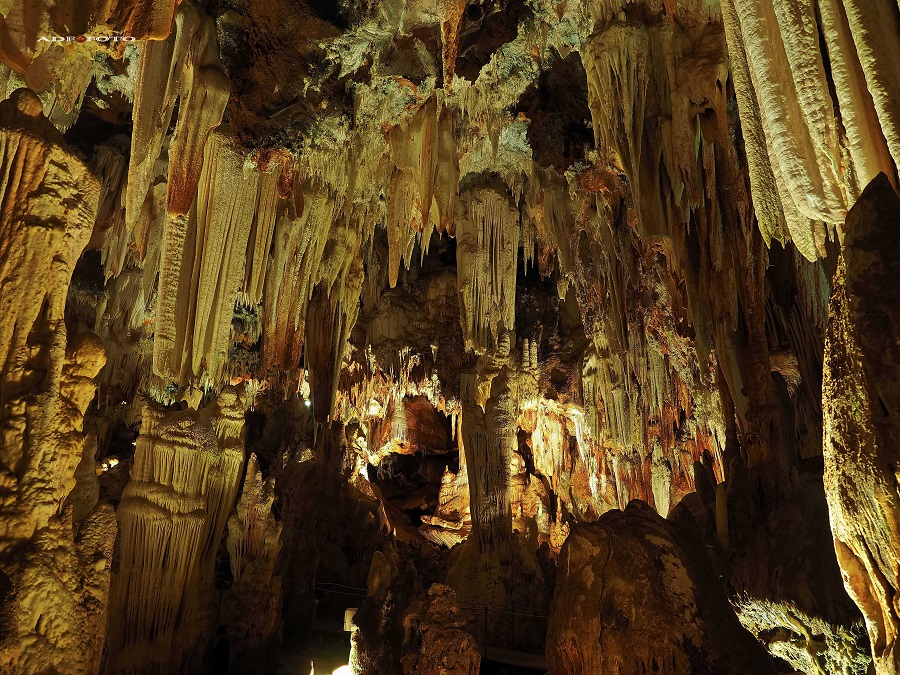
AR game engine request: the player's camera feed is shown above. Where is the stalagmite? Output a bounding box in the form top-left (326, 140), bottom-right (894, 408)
top-left (400, 585), bottom-right (481, 675)
top-left (223, 454), bottom-right (282, 674)
top-left (460, 369), bottom-right (515, 554)
top-left (823, 174), bottom-right (900, 674)
top-left (547, 502), bottom-right (776, 674)
top-left (107, 388), bottom-right (245, 674)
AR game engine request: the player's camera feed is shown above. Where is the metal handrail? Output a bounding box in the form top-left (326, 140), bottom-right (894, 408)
top-left (315, 582), bottom-right (367, 592)
top-left (458, 601), bottom-right (550, 620)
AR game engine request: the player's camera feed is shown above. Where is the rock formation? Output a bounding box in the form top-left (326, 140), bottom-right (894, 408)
top-left (824, 174), bottom-right (900, 674)
top-left (399, 584), bottom-right (480, 675)
top-left (223, 453), bottom-right (282, 674)
top-left (106, 388), bottom-right (245, 674)
top-left (0, 0), bottom-right (898, 672)
top-left (0, 89), bottom-right (115, 674)
top-left (547, 501), bottom-right (775, 674)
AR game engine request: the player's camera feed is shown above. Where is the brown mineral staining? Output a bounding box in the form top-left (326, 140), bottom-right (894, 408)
top-left (441, 0), bottom-right (468, 89)
top-left (252, 147), bottom-right (296, 199)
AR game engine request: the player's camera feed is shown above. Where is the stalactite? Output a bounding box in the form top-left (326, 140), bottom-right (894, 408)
top-left (440, 0), bottom-right (468, 89)
top-left (386, 95), bottom-right (440, 287)
top-left (153, 129), bottom-right (258, 387)
top-left (257, 148), bottom-right (367, 409)
top-left (92, 143), bottom-right (130, 278)
top-left (0, 25), bottom-right (97, 131)
top-left (837, 0), bottom-right (900, 174)
top-left (726, 0), bottom-right (900, 258)
top-left (241, 164), bottom-right (283, 308)
top-left (731, 0), bottom-right (846, 232)
top-left (435, 106), bottom-right (460, 234)
top-left (816, 0), bottom-right (895, 202)
top-left (126, 4), bottom-right (202, 234)
top-left (583, 21), bottom-right (658, 237)
top-left (165, 12), bottom-right (231, 217)
top-left (456, 186), bottom-right (520, 353)
top-left (719, 0), bottom-right (789, 246)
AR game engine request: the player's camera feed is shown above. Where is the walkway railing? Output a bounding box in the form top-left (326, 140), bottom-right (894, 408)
top-left (314, 583), bottom-right (367, 623)
top-left (458, 601), bottom-right (549, 663)
top-left (313, 584), bottom-right (550, 671)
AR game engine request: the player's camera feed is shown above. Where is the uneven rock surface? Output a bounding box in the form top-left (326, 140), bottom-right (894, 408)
top-left (824, 174), bottom-right (900, 674)
top-left (399, 584), bottom-right (480, 675)
top-left (547, 500), bottom-right (775, 674)
top-left (0, 89), bottom-right (115, 674)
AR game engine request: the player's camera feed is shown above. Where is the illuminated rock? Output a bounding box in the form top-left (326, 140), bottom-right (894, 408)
top-left (547, 501), bottom-right (776, 675)
top-left (824, 174), bottom-right (900, 673)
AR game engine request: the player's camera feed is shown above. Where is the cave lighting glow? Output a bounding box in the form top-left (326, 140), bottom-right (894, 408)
top-left (332, 666), bottom-right (352, 675)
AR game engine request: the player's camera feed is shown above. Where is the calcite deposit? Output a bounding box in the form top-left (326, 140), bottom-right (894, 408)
top-left (0, 0), bottom-right (898, 672)
top-left (824, 174), bottom-right (900, 674)
top-left (547, 501), bottom-right (775, 674)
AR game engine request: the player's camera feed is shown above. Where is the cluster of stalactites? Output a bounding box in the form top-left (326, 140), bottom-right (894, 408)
top-left (456, 186), bottom-right (521, 354)
top-left (536, 5), bottom-right (745, 514)
top-left (126, 1), bottom-right (230, 229)
top-left (384, 94), bottom-right (460, 286)
top-left (152, 129), bottom-right (277, 388)
top-left (722, 0), bottom-right (900, 259)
